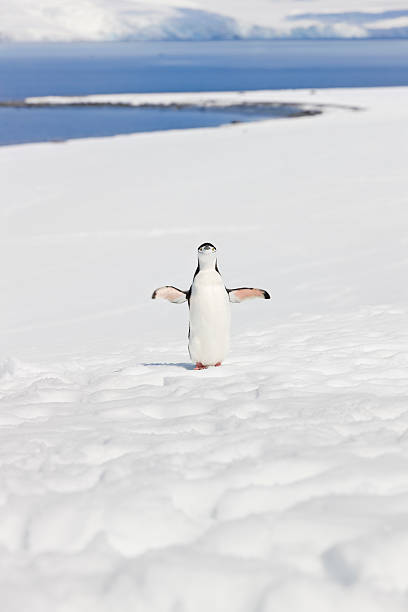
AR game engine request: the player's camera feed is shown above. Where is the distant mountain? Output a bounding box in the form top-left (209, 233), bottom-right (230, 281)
top-left (2, 0), bottom-right (408, 42)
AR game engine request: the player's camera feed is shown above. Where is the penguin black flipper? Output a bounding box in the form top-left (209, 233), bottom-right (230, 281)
top-left (152, 286), bottom-right (188, 304)
top-left (227, 288), bottom-right (270, 303)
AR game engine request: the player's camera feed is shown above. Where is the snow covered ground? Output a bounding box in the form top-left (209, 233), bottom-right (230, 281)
top-left (1, 86), bottom-right (408, 610)
top-left (24, 88), bottom-right (358, 110)
top-left (2, 0), bottom-right (408, 41)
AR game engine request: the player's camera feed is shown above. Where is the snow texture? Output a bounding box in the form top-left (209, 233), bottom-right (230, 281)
top-left (1, 0), bottom-right (408, 41)
top-left (1, 86), bottom-right (408, 611)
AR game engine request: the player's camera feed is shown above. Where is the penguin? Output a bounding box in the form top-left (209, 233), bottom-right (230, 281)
top-left (152, 243), bottom-right (270, 370)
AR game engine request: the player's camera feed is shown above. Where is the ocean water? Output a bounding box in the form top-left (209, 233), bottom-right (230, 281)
top-left (0, 104), bottom-right (299, 146)
top-left (0, 40), bottom-right (407, 145)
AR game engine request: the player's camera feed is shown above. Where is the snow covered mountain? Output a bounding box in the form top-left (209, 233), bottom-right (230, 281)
top-left (1, 0), bottom-right (408, 42)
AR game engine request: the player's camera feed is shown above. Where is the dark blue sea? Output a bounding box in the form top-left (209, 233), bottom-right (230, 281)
top-left (1, 40), bottom-right (407, 145)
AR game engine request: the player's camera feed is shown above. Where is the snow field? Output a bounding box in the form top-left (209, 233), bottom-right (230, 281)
top-left (1, 86), bottom-right (408, 610)
top-left (1, 307), bottom-right (408, 610)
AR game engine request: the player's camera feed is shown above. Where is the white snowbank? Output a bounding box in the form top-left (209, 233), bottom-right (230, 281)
top-left (1, 0), bottom-right (408, 41)
top-left (1, 86), bottom-right (408, 611)
top-left (24, 88), bottom-right (359, 112)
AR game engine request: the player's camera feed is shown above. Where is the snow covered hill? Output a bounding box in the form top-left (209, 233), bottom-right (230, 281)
top-left (1, 0), bottom-right (408, 41)
top-left (1, 87), bottom-right (408, 610)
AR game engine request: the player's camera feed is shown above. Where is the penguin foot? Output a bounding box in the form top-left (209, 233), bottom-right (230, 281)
top-left (194, 362), bottom-right (208, 370)
top-left (215, 362), bottom-right (222, 367)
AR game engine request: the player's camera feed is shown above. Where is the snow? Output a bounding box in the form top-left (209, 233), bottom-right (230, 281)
top-left (1, 0), bottom-right (408, 41)
top-left (23, 89), bottom-right (358, 111)
top-left (1, 86), bottom-right (408, 610)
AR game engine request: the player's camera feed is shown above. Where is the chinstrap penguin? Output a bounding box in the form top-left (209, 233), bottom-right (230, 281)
top-left (152, 243), bottom-right (270, 370)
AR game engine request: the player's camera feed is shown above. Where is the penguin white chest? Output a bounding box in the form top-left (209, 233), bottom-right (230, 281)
top-left (188, 270), bottom-right (230, 365)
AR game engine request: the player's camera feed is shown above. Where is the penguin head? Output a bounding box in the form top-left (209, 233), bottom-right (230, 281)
top-left (198, 242), bottom-right (216, 254)
top-left (197, 242), bottom-right (217, 270)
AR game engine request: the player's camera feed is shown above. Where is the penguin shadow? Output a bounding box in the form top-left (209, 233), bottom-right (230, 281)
top-left (143, 362), bottom-right (196, 371)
